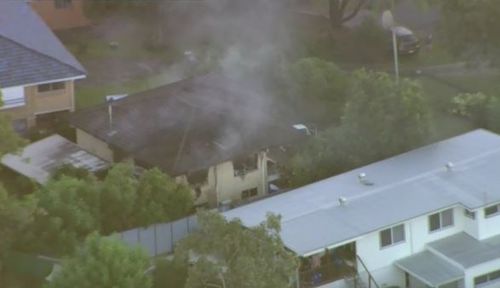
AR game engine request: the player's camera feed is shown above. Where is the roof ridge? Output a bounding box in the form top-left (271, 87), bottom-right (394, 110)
top-left (281, 132), bottom-right (500, 223)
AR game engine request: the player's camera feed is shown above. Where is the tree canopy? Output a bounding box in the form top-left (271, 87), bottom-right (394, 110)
top-left (0, 184), bottom-right (36, 270)
top-left (175, 211), bottom-right (298, 288)
top-left (440, 0), bottom-right (500, 62)
top-left (285, 69), bottom-right (433, 187)
top-left (46, 234), bottom-right (152, 288)
top-left (29, 176), bottom-right (100, 255)
top-left (287, 57), bottom-right (350, 125)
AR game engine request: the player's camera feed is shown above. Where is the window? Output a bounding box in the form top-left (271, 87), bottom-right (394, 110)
top-left (0, 86), bottom-right (25, 109)
top-left (474, 269), bottom-right (500, 287)
top-left (241, 187), bottom-right (258, 200)
top-left (429, 209), bottom-right (454, 232)
top-left (37, 82), bottom-right (66, 93)
top-left (485, 204), bottom-right (500, 218)
top-left (55, 0), bottom-right (72, 9)
top-left (380, 224), bottom-right (405, 248)
top-left (464, 208), bottom-right (476, 220)
top-left (233, 153), bottom-right (258, 177)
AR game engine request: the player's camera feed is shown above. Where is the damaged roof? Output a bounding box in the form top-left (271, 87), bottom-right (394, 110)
top-left (70, 73), bottom-right (303, 176)
top-left (0, 1), bottom-right (85, 88)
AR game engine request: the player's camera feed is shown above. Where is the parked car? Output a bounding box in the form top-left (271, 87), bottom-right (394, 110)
top-left (390, 26), bottom-right (421, 55)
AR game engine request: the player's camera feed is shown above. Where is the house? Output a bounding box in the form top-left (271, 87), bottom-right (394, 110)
top-left (225, 129), bottom-right (500, 288)
top-left (70, 73), bottom-right (303, 208)
top-left (0, 1), bottom-right (86, 131)
top-left (30, 0), bottom-right (90, 30)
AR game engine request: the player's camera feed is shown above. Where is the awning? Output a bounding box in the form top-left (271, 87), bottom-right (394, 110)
top-left (395, 251), bottom-right (463, 287)
top-left (1, 134), bottom-right (109, 184)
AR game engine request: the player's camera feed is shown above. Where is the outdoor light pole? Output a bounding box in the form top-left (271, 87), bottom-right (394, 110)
top-left (382, 10), bottom-right (399, 84)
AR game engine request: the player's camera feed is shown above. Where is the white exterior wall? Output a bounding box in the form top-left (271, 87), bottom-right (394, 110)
top-left (477, 203), bottom-right (500, 240)
top-left (464, 258), bottom-right (500, 288)
top-left (188, 151), bottom-right (270, 207)
top-left (463, 208), bottom-right (480, 239)
top-left (355, 206), bottom-right (469, 287)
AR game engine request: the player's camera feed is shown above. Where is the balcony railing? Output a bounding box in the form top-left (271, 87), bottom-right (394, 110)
top-left (299, 257), bottom-right (357, 288)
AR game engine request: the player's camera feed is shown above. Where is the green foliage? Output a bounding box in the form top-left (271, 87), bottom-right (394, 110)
top-left (287, 57), bottom-right (350, 125)
top-left (284, 69), bottom-right (433, 187)
top-left (175, 211), bottom-right (298, 288)
top-left (343, 69), bottom-right (432, 156)
top-left (135, 168), bottom-right (193, 227)
top-left (153, 259), bottom-right (188, 288)
top-left (0, 88), bottom-right (26, 156)
top-left (440, 0), bottom-right (500, 62)
top-left (51, 164), bottom-right (93, 181)
top-left (29, 176), bottom-right (100, 256)
top-left (0, 184), bottom-right (36, 270)
top-left (46, 234), bottom-right (152, 288)
top-left (450, 92), bottom-right (493, 126)
top-left (100, 163), bottom-right (138, 233)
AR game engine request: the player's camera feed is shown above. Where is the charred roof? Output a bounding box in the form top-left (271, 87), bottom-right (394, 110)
top-left (70, 73), bottom-right (303, 176)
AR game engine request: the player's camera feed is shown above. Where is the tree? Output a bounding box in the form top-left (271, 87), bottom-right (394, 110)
top-left (0, 89), bottom-right (26, 156)
top-left (287, 57), bottom-right (350, 125)
top-left (135, 168), bottom-right (193, 227)
top-left (440, 0), bottom-right (500, 63)
top-left (29, 176), bottom-right (100, 255)
top-left (0, 184), bottom-right (36, 270)
top-left (342, 69), bottom-right (432, 159)
top-left (283, 69), bottom-right (432, 187)
top-left (175, 211), bottom-right (298, 288)
top-left (100, 163), bottom-right (138, 233)
top-left (46, 233), bottom-right (152, 288)
top-left (328, 0), bottom-right (368, 29)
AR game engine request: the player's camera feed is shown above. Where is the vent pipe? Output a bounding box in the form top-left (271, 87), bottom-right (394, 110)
top-left (338, 197), bottom-right (348, 206)
top-left (445, 162), bottom-right (454, 172)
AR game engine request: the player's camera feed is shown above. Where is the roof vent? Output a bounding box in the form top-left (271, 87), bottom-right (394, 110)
top-left (358, 172), bottom-right (374, 186)
top-left (445, 162), bottom-right (454, 172)
top-left (338, 197), bottom-right (348, 206)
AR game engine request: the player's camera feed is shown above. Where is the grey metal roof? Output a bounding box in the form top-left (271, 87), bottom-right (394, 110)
top-left (428, 232), bottom-right (500, 269)
top-left (0, 36), bottom-right (83, 88)
top-left (395, 251), bottom-right (463, 287)
top-left (0, 0), bottom-right (85, 87)
top-left (224, 129), bottom-right (500, 255)
top-left (1, 134), bottom-right (109, 184)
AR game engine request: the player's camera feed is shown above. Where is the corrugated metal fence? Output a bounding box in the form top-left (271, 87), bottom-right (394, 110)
top-left (117, 215), bottom-right (198, 257)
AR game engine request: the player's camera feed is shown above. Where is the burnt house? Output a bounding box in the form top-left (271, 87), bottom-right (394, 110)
top-left (70, 73), bottom-right (303, 207)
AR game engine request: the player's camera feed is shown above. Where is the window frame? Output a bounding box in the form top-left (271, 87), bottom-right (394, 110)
top-left (485, 204), bottom-right (500, 218)
top-left (241, 187), bottom-right (258, 200)
top-left (379, 224), bottom-right (406, 249)
top-left (428, 208), bottom-right (454, 233)
top-left (37, 81), bottom-right (66, 93)
top-left (464, 208), bottom-right (476, 220)
top-left (55, 0), bottom-right (72, 9)
top-left (474, 269), bottom-right (500, 287)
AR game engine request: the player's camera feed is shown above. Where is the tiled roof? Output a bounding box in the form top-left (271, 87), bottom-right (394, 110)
top-left (0, 36), bottom-right (83, 88)
top-left (0, 1), bottom-right (85, 88)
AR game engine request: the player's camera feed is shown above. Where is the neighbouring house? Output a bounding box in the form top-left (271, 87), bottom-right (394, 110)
top-left (30, 0), bottom-right (90, 31)
top-left (70, 73), bottom-right (303, 208)
top-left (225, 129), bottom-right (500, 288)
top-left (0, 1), bottom-right (86, 131)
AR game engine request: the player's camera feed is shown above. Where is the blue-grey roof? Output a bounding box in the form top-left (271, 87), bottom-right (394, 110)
top-left (0, 36), bottom-right (83, 88)
top-left (224, 129), bottom-right (500, 255)
top-left (428, 232), bottom-right (500, 268)
top-left (395, 251), bottom-right (463, 287)
top-left (0, 1), bottom-right (85, 88)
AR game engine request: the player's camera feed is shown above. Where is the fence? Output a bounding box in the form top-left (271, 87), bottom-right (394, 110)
top-left (116, 215), bottom-right (199, 257)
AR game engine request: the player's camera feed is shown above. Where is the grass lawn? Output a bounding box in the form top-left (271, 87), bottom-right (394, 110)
top-left (416, 74), bottom-right (478, 141)
top-left (75, 68), bottom-right (183, 109)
